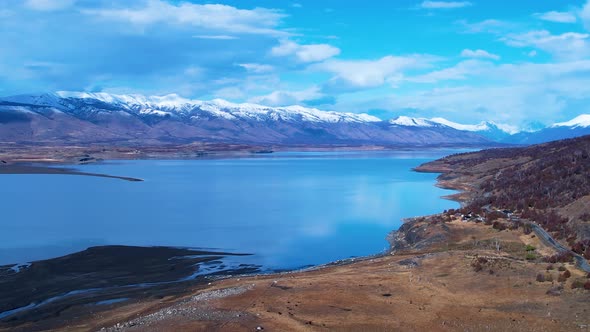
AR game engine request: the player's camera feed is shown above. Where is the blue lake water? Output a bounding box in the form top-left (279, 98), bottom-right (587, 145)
top-left (0, 151), bottom-right (460, 270)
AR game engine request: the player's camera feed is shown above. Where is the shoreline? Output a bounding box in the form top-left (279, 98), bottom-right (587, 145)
top-left (0, 157), bottom-right (458, 329)
top-left (2, 149), bottom-right (590, 330)
top-left (0, 143), bottom-right (486, 166)
top-left (0, 164), bottom-right (143, 182)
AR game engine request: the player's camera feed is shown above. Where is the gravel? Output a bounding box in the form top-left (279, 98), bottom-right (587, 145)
top-left (98, 285), bottom-right (254, 331)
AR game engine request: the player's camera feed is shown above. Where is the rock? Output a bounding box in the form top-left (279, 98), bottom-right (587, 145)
top-left (546, 285), bottom-right (563, 296)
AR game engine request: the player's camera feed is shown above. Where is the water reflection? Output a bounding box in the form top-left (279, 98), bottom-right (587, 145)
top-left (0, 151), bottom-right (459, 269)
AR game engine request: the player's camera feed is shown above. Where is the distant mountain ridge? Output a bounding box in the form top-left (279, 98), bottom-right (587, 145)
top-left (0, 92), bottom-right (588, 147)
top-left (0, 92), bottom-right (492, 147)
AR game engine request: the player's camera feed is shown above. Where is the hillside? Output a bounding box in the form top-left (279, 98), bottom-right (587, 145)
top-left (417, 135), bottom-right (590, 258)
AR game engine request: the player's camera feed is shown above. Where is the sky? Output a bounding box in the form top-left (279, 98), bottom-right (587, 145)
top-left (1, 0), bottom-right (590, 130)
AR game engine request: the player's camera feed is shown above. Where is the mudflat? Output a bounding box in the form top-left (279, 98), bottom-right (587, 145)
top-left (0, 246), bottom-right (259, 331)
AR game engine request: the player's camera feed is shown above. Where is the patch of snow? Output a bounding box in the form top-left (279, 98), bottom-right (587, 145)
top-left (551, 114), bottom-right (590, 128)
top-left (429, 117), bottom-right (519, 134)
top-left (429, 117), bottom-right (488, 131)
top-left (389, 116), bottom-right (435, 127)
top-left (50, 92), bottom-right (381, 124)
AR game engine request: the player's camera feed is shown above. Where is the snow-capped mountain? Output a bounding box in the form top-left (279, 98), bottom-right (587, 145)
top-left (508, 114), bottom-right (590, 144)
top-left (551, 114), bottom-right (590, 128)
top-left (0, 92), bottom-right (493, 147)
top-left (4, 92), bottom-right (382, 124)
top-left (387, 116), bottom-right (515, 142)
top-left (389, 116), bottom-right (443, 128)
top-left (3, 91), bottom-right (588, 147)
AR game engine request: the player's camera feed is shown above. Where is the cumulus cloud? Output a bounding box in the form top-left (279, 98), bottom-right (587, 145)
top-left (535, 11), bottom-right (577, 23)
top-left (420, 1), bottom-right (472, 9)
top-left (312, 55), bottom-right (435, 90)
top-left (271, 40), bottom-right (340, 63)
top-left (0, 0), bottom-right (290, 97)
top-left (84, 0), bottom-right (287, 36)
top-left (460, 49), bottom-right (500, 60)
top-left (502, 30), bottom-right (590, 60)
top-left (408, 60), bottom-right (493, 83)
top-left (238, 63), bottom-right (275, 73)
top-left (458, 19), bottom-right (511, 34)
top-left (359, 59), bottom-right (590, 128)
top-left (25, 0), bottom-right (75, 11)
top-left (248, 86), bottom-right (327, 106)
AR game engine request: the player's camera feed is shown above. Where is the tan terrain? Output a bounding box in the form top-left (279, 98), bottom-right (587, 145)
top-left (9, 217), bottom-right (585, 332)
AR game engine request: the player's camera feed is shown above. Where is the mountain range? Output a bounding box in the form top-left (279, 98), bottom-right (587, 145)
top-left (0, 92), bottom-right (588, 147)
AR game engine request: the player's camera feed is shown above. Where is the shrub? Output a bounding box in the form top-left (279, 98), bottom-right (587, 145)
top-left (585, 281), bottom-right (590, 290)
top-left (572, 242), bottom-right (586, 254)
top-left (563, 270), bottom-right (571, 279)
top-left (472, 262), bottom-right (483, 272)
top-left (472, 257), bottom-right (488, 272)
top-left (571, 280), bottom-right (585, 289)
top-left (545, 252), bottom-right (574, 264)
top-left (546, 264), bottom-right (554, 270)
top-left (522, 223), bottom-right (533, 235)
top-left (558, 266), bottom-right (566, 271)
top-left (536, 273), bottom-right (545, 282)
top-left (526, 252), bottom-right (536, 260)
top-left (492, 221), bottom-right (507, 231)
top-left (525, 244), bottom-right (536, 251)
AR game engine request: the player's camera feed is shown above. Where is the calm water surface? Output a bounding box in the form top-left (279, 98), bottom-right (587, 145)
top-left (0, 151), bottom-right (460, 270)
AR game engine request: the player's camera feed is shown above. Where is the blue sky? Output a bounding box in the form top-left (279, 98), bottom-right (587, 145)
top-left (1, 0), bottom-right (590, 129)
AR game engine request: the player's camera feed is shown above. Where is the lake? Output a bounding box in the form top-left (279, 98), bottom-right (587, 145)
top-left (0, 151), bottom-right (460, 271)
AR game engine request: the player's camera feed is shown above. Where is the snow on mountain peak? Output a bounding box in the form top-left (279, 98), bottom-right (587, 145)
top-left (44, 91), bottom-right (382, 124)
top-left (389, 116), bottom-right (434, 127)
top-left (429, 118), bottom-right (518, 134)
top-left (429, 117), bottom-right (488, 131)
top-left (551, 114), bottom-right (590, 128)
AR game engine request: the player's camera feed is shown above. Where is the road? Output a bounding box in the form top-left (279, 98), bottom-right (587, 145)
top-left (529, 223), bottom-right (590, 273)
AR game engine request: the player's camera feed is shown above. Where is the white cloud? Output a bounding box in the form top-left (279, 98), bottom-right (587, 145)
top-left (370, 59), bottom-right (590, 128)
top-left (297, 44), bottom-right (341, 62)
top-left (25, 0), bottom-right (75, 11)
top-left (460, 49), bottom-right (500, 60)
top-left (459, 19), bottom-right (510, 34)
top-left (214, 86), bottom-right (245, 100)
top-left (502, 30), bottom-right (590, 60)
top-left (271, 40), bottom-right (340, 63)
top-left (313, 55), bottom-right (434, 89)
top-left (582, 0), bottom-right (590, 30)
top-left (84, 0), bottom-right (287, 36)
top-left (408, 60), bottom-right (492, 83)
top-left (248, 86), bottom-right (324, 106)
top-left (270, 40), bottom-right (300, 56)
top-left (528, 50), bottom-right (538, 57)
top-left (535, 11), bottom-right (577, 23)
top-left (238, 63), bottom-right (275, 73)
top-left (193, 35), bottom-right (238, 40)
top-left (421, 1), bottom-right (472, 9)
top-left (183, 66), bottom-right (203, 78)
